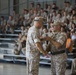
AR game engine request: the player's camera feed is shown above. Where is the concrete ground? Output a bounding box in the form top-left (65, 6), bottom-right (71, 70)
top-left (0, 62), bottom-right (71, 75)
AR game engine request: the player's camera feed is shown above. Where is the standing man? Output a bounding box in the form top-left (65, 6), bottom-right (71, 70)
top-left (26, 17), bottom-right (47, 75)
top-left (46, 21), bottom-right (67, 75)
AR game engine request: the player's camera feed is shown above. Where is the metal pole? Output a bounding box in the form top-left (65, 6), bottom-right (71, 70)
top-left (75, 0), bottom-right (76, 4)
top-left (8, 0), bottom-right (10, 15)
top-left (0, 0), bottom-right (1, 11)
top-left (27, 0), bottom-right (29, 9)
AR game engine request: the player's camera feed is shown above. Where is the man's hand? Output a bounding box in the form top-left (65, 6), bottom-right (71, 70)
top-left (36, 42), bottom-right (48, 56)
top-left (40, 36), bottom-right (46, 41)
top-left (45, 36), bottom-right (51, 41)
top-left (42, 51), bottom-right (48, 56)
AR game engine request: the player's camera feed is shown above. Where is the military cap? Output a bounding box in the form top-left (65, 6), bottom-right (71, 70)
top-left (34, 16), bottom-right (45, 22)
top-left (52, 21), bottom-right (62, 26)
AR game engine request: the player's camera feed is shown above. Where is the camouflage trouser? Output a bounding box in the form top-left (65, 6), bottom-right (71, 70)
top-left (26, 58), bottom-right (40, 75)
top-left (51, 53), bottom-right (67, 75)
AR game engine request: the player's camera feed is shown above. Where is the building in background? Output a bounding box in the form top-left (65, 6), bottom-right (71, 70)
top-left (0, 0), bottom-right (76, 16)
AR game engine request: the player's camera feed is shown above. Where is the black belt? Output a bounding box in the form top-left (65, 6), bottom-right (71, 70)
top-left (51, 50), bottom-right (65, 55)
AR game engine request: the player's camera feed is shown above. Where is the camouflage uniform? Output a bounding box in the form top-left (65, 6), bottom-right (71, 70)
top-left (48, 32), bottom-right (67, 75)
top-left (26, 25), bottom-right (40, 75)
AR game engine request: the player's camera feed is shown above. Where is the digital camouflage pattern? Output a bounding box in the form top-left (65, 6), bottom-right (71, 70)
top-left (26, 25), bottom-right (40, 75)
top-left (48, 32), bottom-right (67, 75)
